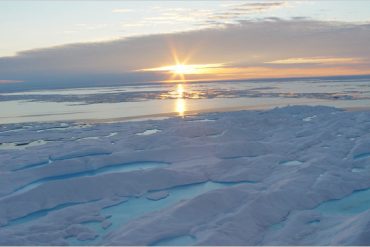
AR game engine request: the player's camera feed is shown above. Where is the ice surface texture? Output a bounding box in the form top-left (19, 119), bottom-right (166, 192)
top-left (0, 105), bottom-right (370, 245)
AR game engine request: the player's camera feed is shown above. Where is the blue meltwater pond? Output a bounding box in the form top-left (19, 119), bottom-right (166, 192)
top-left (70, 180), bottom-right (253, 245)
top-left (315, 188), bottom-right (370, 215)
top-left (9, 162), bottom-right (169, 198)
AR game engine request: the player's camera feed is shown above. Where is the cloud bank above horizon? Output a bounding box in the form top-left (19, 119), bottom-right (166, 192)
top-left (1, 1), bottom-right (370, 87)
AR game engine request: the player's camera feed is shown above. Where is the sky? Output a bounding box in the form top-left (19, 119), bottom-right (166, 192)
top-left (1, 0), bottom-right (370, 87)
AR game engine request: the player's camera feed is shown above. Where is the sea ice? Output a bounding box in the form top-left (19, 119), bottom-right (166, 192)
top-left (1, 105), bottom-right (370, 245)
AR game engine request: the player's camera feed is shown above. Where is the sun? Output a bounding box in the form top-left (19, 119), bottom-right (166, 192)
top-left (173, 64), bottom-right (187, 74)
top-left (170, 64), bottom-right (196, 75)
top-left (164, 64), bottom-right (198, 82)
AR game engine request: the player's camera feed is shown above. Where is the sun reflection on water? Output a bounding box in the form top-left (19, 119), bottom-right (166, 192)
top-left (177, 84), bottom-right (184, 98)
top-left (176, 98), bottom-right (186, 117)
top-left (175, 84), bottom-right (186, 117)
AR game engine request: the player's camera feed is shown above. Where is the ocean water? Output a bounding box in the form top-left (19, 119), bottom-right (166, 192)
top-left (0, 76), bottom-right (369, 124)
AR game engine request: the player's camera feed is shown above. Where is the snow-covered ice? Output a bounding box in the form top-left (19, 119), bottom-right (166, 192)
top-left (1, 105), bottom-right (370, 245)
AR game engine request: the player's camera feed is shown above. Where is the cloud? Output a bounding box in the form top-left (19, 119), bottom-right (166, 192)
top-left (112, 8), bottom-right (133, 13)
top-left (75, 23), bottom-right (108, 30)
top-left (265, 57), bottom-right (365, 65)
top-left (210, 1), bottom-right (287, 22)
top-left (0, 19), bottom-right (370, 89)
top-left (140, 8), bottom-right (213, 26)
top-left (230, 2), bottom-right (286, 12)
top-left (136, 2), bottom-right (287, 29)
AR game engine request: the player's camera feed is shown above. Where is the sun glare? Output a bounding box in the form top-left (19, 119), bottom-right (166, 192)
top-left (171, 64), bottom-right (195, 75)
top-left (139, 63), bottom-right (224, 79)
top-left (137, 44), bottom-right (224, 82)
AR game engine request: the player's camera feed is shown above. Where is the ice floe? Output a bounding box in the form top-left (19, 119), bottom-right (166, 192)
top-left (1, 105), bottom-right (370, 245)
